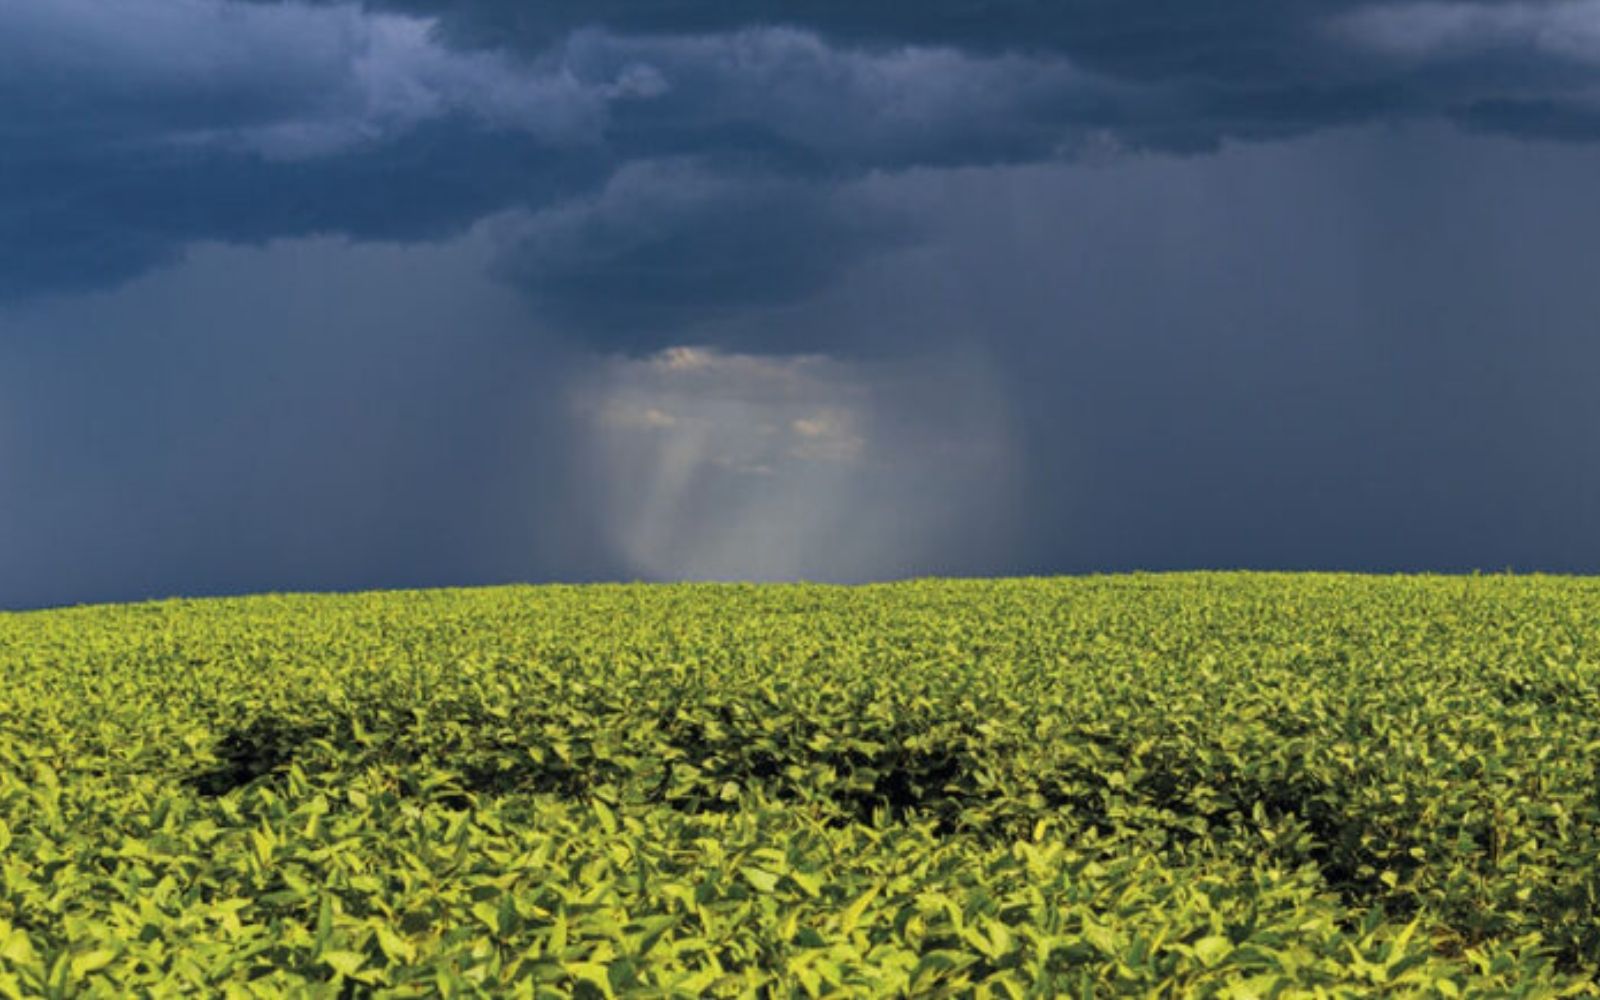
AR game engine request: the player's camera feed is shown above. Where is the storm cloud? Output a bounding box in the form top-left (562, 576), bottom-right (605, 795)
top-left (488, 160), bottom-right (918, 349)
top-left (3, 0), bottom-right (1600, 606)
top-left (12, 0), bottom-right (1600, 316)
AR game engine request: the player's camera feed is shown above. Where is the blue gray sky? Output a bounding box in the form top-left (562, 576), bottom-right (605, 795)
top-left (4, 0), bottom-right (1600, 608)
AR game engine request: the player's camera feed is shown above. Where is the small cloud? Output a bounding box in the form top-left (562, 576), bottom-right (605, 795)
top-left (622, 342), bottom-right (857, 400)
top-left (790, 413), bottom-right (836, 439)
top-left (789, 409), bottom-right (866, 462)
top-left (656, 346), bottom-right (716, 372)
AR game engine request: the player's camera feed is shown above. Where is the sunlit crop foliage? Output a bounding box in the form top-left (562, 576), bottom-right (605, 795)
top-left (2, 574), bottom-right (1599, 996)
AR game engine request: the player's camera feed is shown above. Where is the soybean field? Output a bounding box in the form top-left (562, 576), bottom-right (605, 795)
top-left (3, 574), bottom-right (1600, 996)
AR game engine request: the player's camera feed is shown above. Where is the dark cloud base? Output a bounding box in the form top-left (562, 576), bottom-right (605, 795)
top-left (0, 118), bottom-right (605, 299)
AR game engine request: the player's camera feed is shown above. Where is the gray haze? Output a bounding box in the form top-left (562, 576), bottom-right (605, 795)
top-left (4, 0), bottom-right (1600, 607)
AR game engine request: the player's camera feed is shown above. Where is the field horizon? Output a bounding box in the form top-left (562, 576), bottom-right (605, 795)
top-left (6, 568), bottom-right (1591, 618)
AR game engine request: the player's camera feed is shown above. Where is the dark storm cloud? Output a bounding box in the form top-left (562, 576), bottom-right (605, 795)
top-left (0, 121), bottom-right (602, 298)
top-left (558, 29), bottom-right (1118, 169)
top-left (255, 0), bottom-right (1600, 136)
top-left (0, 0), bottom-right (1123, 334)
top-left (265, 0), bottom-right (1349, 81)
top-left (0, 0), bottom-right (621, 297)
top-left (12, 0), bottom-right (1600, 321)
top-left (490, 160), bottom-right (916, 348)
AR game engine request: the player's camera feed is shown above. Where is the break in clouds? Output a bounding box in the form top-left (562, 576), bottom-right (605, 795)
top-left (5, 0), bottom-right (1600, 605)
top-left (574, 346), bottom-right (1020, 582)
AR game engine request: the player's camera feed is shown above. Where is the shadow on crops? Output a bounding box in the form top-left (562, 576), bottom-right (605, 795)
top-left (186, 701), bottom-right (1599, 972)
top-left (189, 716), bottom-right (330, 796)
top-left (186, 704), bottom-right (990, 832)
top-left (184, 684), bottom-right (1600, 972)
top-left (188, 705), bottom-right (1419, 906)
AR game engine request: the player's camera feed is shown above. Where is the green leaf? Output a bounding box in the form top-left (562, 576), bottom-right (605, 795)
top-left (315, 895), bottom-right (335, 952)
top-left (68, 950), bottom-right (117, 980)
top-left (549, 910), bottom-right (568, 954)
top-left (840, 885), bottom-right (880, 935)
top-left (788, 870), bottom-right (823, 897)
top-left (1191, 935), bottom-right (1233, 968)
top-left (322, 951), bottom-right (367, 977)
top-left (740, 867), bottom-right (780, 894)
top-left (374, 925), bottom-right (416, 965)
top-left (0, 928), bottom-right (37, 967)
top-left (472, 901), bottom-right (502, 936)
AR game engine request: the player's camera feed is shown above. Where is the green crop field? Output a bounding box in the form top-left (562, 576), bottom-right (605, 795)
top-left (3, 574), bottom-right (1599, 997)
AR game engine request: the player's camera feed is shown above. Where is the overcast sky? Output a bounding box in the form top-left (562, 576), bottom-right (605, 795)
top-left (5, 0), bottom-right (1600, 608)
